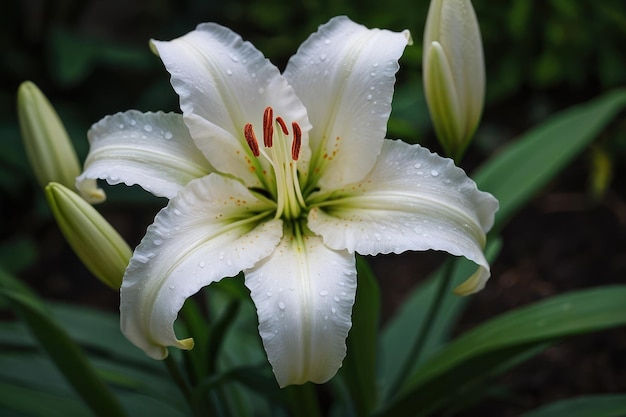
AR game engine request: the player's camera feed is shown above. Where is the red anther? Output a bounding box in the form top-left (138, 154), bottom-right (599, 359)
top-left (263, 107), bottom-right (274, 148)
top-left (244, 123), bottom-right (260, 157)
top-left (291, 122), bottom-right (302, 161)
top-left (276, 117), bottom-right (289, 135)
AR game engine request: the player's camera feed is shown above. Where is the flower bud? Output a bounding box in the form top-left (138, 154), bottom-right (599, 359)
top-left (423, 0), bottom-right (485, 161)
top-left (45, 182), bottom-right (131, 290)
top-left (17, 81), bottom-right (105, 203)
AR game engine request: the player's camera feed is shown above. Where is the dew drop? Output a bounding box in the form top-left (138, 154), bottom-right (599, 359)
top-left (266, 291), bottom-right (272, 297)
top-left (226, 259), bottom-right (233, 266)
top-left (169, 284), bottom-right (176, 290)
top-left (258, 87), bottom-right (265, 94)
top-left (226, 69), bottom-right (233, 75)
top-left (430, 169), bottom-right (439, 177)
top-left (320, 54), bottom-right (327, 61)
top-left (118, 123), bottom-right (124, 129)
top-left (278, 301), bottom-right (286, 310)
top-left (164, 131), bottom-right (173, 140)
top-left (331, 307), bottom-right (337, 314)
top-left (367, 94), bottom-right (372, 100)
top-left (173, 208), bottom-right (182, 216)
top-left (144, 124), bottom-right (153, 132)
top-left (370, 72), bottom-right (376, 77)
top-left (324, 39), bottom-right (331, 45)
top-left (320, 290), bottom-right (328, 296)
top-left (333, 295), bottom-right (340, 302)
top-left (218, 251), bottom-right (224, 260)
top-left (414, 163), bottom-right (422, 169)
top-left (199, 261), bottom-right (206, 268)
top-left (230, 54), bottom-right (239, 62)
top-left (130, 119), bottom-right (136, 126)
top-left (153, 239), bottom-right (163, 246)
top-left (135, 254), bottom-right (149, 263)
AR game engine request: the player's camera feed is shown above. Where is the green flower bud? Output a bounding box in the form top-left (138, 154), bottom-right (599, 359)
top-left (17, 81), bottom-right (105, 203)
top-left (45, 182), bottom-right (131, 290)
top-left (423, 0), bottom-right (485, 161)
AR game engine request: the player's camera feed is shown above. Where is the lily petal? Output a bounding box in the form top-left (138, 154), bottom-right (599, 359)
top-left (284, 16), bottom-right (411, 190)
top-left (121, 174), bottom-right (282, 359)
top-left (244, 228), bottom-right (357, 387)
top-left (152, 23), bottom-right (312, 187)
top-left (77, 110), bottom-right (212, 199)
top-left (308, 139), bottom-right (498, 293)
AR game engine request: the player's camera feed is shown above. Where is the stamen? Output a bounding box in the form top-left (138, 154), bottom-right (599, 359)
top-left (276, 117), bottom-right (289, 135)
top-left (244, 123), bottom-right (260, 157)
top-left (291, 122), bottom-right (302, 161)
top-left (263, 107), bottom-right (274, 148)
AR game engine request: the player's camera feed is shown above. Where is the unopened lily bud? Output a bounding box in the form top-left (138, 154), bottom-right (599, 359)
top-left (17, 81), bottom-right (105, 203)
top-left (423, 0), bottom-right (485, 161)
top-left (45, 182), bottom-right (131, 290)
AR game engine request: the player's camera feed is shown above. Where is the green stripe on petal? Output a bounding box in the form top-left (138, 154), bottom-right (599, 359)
top-left (120, 174), bottom-right (281, 359)
top-left (308, 139), bottom-right (497, 293)
top-left (284, 16), bottom-right (412, 191)
top-left (244, 224), bottom-right (357, 387)
top-left (78, 110), bottom-right (213, 199)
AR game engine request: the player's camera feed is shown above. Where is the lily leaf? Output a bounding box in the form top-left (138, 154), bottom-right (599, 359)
top-left (338, 255), bottom-right (381, 415)
top-left (0, 269), bottom-right (127, 417)
top-left (379, 285), bottom-right (626, 416)
top-left (520, 394), bottom-right (626, 417)
top-left (474, 88), bottom-right (626, 232)
top-left (379, 239), bottom-right (501, 401)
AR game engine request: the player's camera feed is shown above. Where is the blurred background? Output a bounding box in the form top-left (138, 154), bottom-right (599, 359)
top-left (1, 0), bottom-right (626, 416)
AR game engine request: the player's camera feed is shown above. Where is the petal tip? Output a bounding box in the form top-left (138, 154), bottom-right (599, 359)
top-left (454, 266), bottom-right (489, 296)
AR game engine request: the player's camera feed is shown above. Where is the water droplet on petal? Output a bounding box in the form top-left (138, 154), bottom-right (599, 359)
top-left (266, 291), bottom-right (272, 297)
top-left (367, 94), bottom-right (372, 100)
top-left (164, 131), bottom-right (173, 140)
top-left (333, 295), bottom-right (340, 302)
top-left (153, 239), bottom-right (163, 246)
top-left (431, 169), bottom-right (439, 177)
top-left (226, 259), bottom-right (232, 266)
top-left (258, 87), bottom-right (265, 94)
top-left (278, 301), bottom-right (286, 310)
top-left (320, 290), bottom-right (328, 296)
top-left (414, 163), bottom-right (422, 169)
top-left (169, 284), bottom-right (176, 290)
top-left (331, 307), bottom-right (337, 314)
top-left (144, 124), bottom-right (152, 132)
top-left (226, 69), bottom-right (233, 75)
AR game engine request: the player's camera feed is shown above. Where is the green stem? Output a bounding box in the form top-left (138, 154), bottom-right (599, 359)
top-left (391, 258), bottom-right (456, 394)
top-left (285, 383), bottom-right (322, 417)
top-left (164, 354), bottom-right (193, 406)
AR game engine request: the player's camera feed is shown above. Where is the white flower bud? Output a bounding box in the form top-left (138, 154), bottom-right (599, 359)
top-left (423, 0), bottom-right (485, 160)
top-left (45, 182), bottom-right (131, 289)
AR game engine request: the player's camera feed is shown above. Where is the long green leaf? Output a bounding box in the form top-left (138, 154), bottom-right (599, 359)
top-left (474, 89), bottom-right (626, 232)
top-left (379, 239), bottom-right (501, 401)
top-left (0, 270), bottom-right (127, 417)
top-left (0, 381), bottom-right (90, 417)
top-left (339, 256), bottom-right (381, 416)
top-left (520, 394), bottom-right (626, 417)
top-left (380, 286), bottom-right (626, 416)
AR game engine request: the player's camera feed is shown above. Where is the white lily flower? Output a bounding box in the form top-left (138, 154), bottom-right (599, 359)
top-left (77, 16), bottom-right (498, 387)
